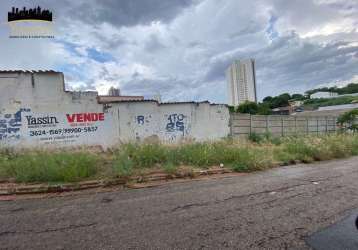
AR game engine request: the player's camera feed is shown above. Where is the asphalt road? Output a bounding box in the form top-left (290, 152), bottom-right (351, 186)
top-left (1, 157), bottom-right (358, 250)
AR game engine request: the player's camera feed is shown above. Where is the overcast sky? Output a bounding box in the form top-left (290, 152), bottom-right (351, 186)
top-left (0, 0), bottom-right (357, 103)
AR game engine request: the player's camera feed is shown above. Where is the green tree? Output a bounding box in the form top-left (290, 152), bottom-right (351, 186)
top-left (291, 94), bottom-right (305, 100)
top-left (257, 103), bottom-right (272, 115)
top-left (262, 93), bottom-right (292, 109)
top-left (270, 94), bottom-right (290, 108)
top-left (263, 96), bottom-right (273, 103)
top-left (304, 83), bottom-right (358, 96)
top-left (235, 102), bottom-right (272, 115)
top-left (237, 101), bottom-right (259, 114)
top-left (279, 93), bottom-right (291, 101)
top-left (337, 109), bottom-right (358, 131)
top-left (338, 83), bottom-right (358, 94)
top-left (305, 87), bottom-right (330, 96)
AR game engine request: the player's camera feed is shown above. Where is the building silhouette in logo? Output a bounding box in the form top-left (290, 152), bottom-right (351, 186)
top-left (8, 6), bottom-right (52, 22)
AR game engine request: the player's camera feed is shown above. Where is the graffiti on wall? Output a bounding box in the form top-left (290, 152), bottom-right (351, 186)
top-left (136, 115), bottom-right (145, 125)
top-left (135, 115), bottom-right (152, 125)
top-left (165, 114), bottom-right (185, 134)
top-left (0, 108), bottom-right (30, 141)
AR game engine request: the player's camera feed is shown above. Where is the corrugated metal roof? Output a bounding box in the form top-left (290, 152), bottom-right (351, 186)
top-left (0, 70), bottom-right (60, 73)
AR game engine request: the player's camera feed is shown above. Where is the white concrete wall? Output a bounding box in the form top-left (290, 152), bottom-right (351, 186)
top-left (0, 72), bottom-right (117, 148)
top-left (0, 72), bottom-right (100, 112)
top-left (0, 72), bottom-right (230, 148)
top-left (111, 101), bottom-right (230, 143)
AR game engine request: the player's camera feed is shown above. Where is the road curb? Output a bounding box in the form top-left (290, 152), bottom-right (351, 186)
top-left (0, 168), bottom-right (233, 195)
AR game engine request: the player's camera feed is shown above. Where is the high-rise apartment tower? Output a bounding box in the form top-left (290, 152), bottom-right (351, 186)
top-left (226, 59), bottom-right (257, 106)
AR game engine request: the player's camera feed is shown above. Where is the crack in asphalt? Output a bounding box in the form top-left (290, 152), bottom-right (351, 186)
top-left (9, 207), bottom-right (24, 213)
top-left (0, 222), bottom-right (97, 237)
top-left (171, 181), bottom-right (314, 212)
top-left (170, 172), bottom-right (353, 213)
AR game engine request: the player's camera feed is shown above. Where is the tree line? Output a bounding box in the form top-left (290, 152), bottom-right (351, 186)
top-left (305, 83), bottom-right (358, 96)
top-left (230, 82), bottom-right (358, 115)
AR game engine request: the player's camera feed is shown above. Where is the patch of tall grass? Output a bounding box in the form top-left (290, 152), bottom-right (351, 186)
top-left (1, 133), bottom-right (357, 183)
top-left (276, 134), bottom-right (356, 163)
top-left (111, 133), bottom-right (358, 176)
top-left (0, 150), bottom-right (99, 183)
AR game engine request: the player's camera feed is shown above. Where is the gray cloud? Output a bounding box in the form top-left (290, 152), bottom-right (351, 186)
top-left (0, 0), bottom-right (195, 27)
top-left (0, 0), bottom-right (357, 104)
top-left (65, 0), bottom-right (195, 27)
top-left (203, 32), bottom-right (358, 100)
top-left (144, 34), bottom-right (167, 52)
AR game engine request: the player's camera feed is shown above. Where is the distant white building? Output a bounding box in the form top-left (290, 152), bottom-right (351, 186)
top-left (289, 100), bottom-right (304, 107)
top-left (108, 87), bottom-right (121, 96)
top-left (310, 91), bottom-right (338, 99)
top-left (226, 59), bottom-right (257, 106)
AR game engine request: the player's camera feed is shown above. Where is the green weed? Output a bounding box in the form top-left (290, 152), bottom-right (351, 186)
top-left (0, 151), bottom-right (99, 183)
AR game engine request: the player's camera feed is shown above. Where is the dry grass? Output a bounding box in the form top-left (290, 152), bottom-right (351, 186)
top-left (1, 133), bottom-right (357, 183)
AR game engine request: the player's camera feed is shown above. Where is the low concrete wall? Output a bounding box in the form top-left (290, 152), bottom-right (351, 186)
top-left (293, 108), bottom-right (356, 117)
top-left (0, 71), bottom-right (230, 149)
top-left (110, 101), bottom-right (230, 143)
top-left (230, 114), bottom-right (338, 138)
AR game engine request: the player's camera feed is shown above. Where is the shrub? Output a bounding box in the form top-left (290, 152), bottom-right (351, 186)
top-left (112, 155), bottom-right (134, 177)
top-left (275, 134), bottom-right (358, 163)
top-left (321, 135), bottom-right (350, 159)
top-left (116, 143), bottom-right (168, 168)
top-left (266, 135), bottom-right (282, 146)
top-left (163, 162), bottom-right (178, 175)
top-left (337, 109), bottom-right (358, 131)
top-left (350, 137), bottom-right (358, 155)
top-left (231, 161), bottom-right (251, 172)
top-left (175, 143), bottom-right (222, 167)
top-left (273, 148), bottom-right (296, 165)
top-left (229, 146), bottom-right (275, 172)
top-left (248, 132), bottom-right (263, 143)
top-left (279, 137), bottom-right (317, 163)
top-left (234, 102), bottom-right (272, 115)
top-left (237, 101), bottom-right (259, 114)
top-left (228, 106), bottom-right (238, 113)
